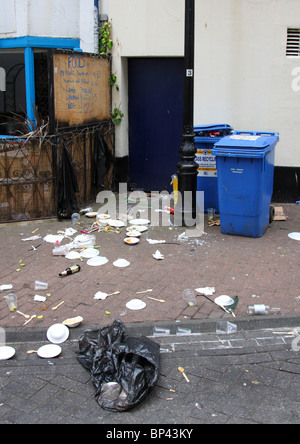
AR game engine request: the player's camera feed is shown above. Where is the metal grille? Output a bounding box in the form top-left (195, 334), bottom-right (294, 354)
top-left (286, 28), bottom-right (300, 56)
top-left (0, 138), bottom-right (56, 222)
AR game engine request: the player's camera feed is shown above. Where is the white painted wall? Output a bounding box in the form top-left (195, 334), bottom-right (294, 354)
top-left (107, 0), bottom-right (300, 167)
top-left (0, 0), bottom-right (97, 53)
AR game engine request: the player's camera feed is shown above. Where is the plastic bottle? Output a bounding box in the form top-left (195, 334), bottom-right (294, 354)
top-left (59, 265), bottom-right (81, 277)
top-left (247, 305), bottom-right (281, 316)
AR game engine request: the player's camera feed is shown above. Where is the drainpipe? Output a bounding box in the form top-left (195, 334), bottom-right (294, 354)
top-left (94, 0), bottom-right (99, 53)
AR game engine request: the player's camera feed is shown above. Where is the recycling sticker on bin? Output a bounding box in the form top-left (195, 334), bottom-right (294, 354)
top-left (195, 149), bottom-right (217, 177)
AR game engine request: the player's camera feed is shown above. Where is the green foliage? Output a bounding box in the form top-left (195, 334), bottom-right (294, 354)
top-left (99, 22), bottom-right (113, 55)
top-left (112, 108), bottom-right (124, 125)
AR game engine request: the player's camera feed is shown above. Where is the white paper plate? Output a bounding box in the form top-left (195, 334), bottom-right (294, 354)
top-left (113, 259), bottom-right (130, 268)
top-left (97, 214), bottom-right (111, 220)
top-left (124, 237), bottom-right (139, 245)
top-left (126, 231), bottom-right (141, 237)
top-left (288, 232), bottom-right (300, 241)
top-left (37, 344), bottom-right (62, 359)
top-left (62, 316), bottom-right (83, 328)
top-left (214, 295), bottom-right (234, 307)
top-left (128, 225), bottom-right (148, 232)
top-left (47, 324), bottom-right (69, 344)
top-left (85, 212), bottom-right (98, 218)
top-left (0, 346), bottom-right (15, 361)
top-left (87, 256), bottom-right (109, 266)
top-left (80, 248), bottom-right (100, 259)
top-left (129, 219), bottom-right (150, 225)
top-left (126, 299), bottom-right (147, 310)
top-left (65, 251), bottom-right (82, 260)
top-left (106, 219), bottom-right (126, 228)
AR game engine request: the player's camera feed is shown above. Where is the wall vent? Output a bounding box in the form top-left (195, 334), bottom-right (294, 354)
top-left (286, 28), bottom-right (300, 56)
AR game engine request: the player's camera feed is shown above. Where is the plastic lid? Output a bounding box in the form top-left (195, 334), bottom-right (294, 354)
top-left (214, 131), bottom-right (279, 150)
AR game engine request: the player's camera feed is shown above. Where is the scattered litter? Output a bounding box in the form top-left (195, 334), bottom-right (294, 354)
top-left (274, 206), bottom-right (287, 221)
top-left (124, 237), bottom-right (139, 245)
top-left (214, 295), bottom-right (238, 317)
top-left (176, 327), bottom-right (192, 336)
top-left (87, 256), bottom-right (109, 267)
top-left (136, 289), bottom-right (152, 295)
top-left (51, 301), bottom-right (65, 311)
top-left (248, 305), bottom-right (281, 315)
top-left (34, 295), bottom-right (47, 302)
top-left (113, 259), bottom-right (130, 268)
top-left (5, 292), bottom-right (17, 312)
top-left (16, 310), bottom-right (30, 319)
top-left (65, 251), bottom-right (82, 260)
top-left (34, 280), bottom-right (48, 291)
top-left (152, 250), bottom-right (164, 260)
top-left (178, 367), bottom-right (190, 383)
top-left (95, 290), bottom-right (120, 300)
top-left (23, 315), bottom-right (37, 326)
top-left (47, 323), bottom-right (69, 344)
top-left (148, 296), bottom-right (165, 303)
top-left (147, 239), bottom-right (166, 244)
top-left (22, 235), bottom-right (42, 242)
top-left (77, 319), bottom-right (160, 412)
top-left (126, 299), bottom-right (147, 310)
top-left (63, 316), bottom-right (83, 328)
top-left (153, 326), bottom-right (170, 337)
top-left (216, 320), bottom-right (237, 335)
top-left (182, 289), bottom-right (196, 307)
top-left (288, 232), bottom-right (300, 241)
top-left (0, 284), bottom-right (13, 291)
top-left (43, 234), bottom-right (64, 244)
top-left (64, 228), bottom-right (78, 237)
top-left (37, 344), bottom-right (62, 359)
top-left (79, 248), bottom-right (99, 259)
top-left (94, 291), bottom-right (109, 300)
top-left (0, 346), bottom-right (16, 361)
top-left (195, 287), bottom-right (216, 296)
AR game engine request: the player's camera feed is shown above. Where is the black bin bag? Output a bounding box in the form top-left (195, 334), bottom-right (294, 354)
top-left (77, 319), bottom-right (160, 412)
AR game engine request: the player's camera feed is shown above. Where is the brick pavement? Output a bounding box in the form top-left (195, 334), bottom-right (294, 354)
top-left (0, 202), bottom-right (300, 329)
top-left (1, 201), bottom-right (300, 425)
top-left (1, 322), bottom-right (300, 424)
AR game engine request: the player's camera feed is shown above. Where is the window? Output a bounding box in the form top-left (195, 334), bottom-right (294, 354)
top-left (0, 49), bottom-right (26, 135)
top-left (286, 28), bottom-right (300, 57)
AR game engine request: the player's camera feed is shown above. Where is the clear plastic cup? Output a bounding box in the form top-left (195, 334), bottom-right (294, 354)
top-left (182, 289), bottom-right (197, 307)
top-left (216, 320), bottom-right (237, 335)
top-left (71, 213), bottom-right (80, 225)
top-left (34, 280), bottom-right (48, 291)
top-left (6, 292), bottom-right (18, 312)
top-left (207, 208), bottom-right (215, 222)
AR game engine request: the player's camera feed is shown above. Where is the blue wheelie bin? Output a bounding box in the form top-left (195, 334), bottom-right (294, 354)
top-left (194, 124), bottom-right (233, 213)
top-left (212, 131), bottom-right (279, 238)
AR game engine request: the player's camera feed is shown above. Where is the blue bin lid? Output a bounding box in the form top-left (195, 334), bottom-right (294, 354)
top-left (194, 124), bottom-right (233, 137)
top-left (214, 131), bottom-right (279, 150)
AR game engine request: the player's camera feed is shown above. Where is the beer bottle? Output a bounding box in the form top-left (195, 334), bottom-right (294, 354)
top-left (59, 265), bottom-right (81, 277)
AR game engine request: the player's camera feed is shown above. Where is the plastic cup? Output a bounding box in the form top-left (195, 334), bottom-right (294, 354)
top-left (71, 213), bottom-right (80, 225)
top-left (6, 292), bottom-right (18, 312)
top-left (207, 208), bottom-right (215, 222)
top-left (182, 289), bottom-right (197, 307)
top-left (34, 280), bottom-right (48, 291)
top-left (216, 320), bottom-right (237, 335)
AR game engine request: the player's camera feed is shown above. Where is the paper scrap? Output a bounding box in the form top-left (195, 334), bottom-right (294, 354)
top-left (195, 287), bottom-right (216, 296)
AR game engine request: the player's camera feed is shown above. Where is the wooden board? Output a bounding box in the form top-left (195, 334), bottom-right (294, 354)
top-left (53, 53), bottom-right (111, 128)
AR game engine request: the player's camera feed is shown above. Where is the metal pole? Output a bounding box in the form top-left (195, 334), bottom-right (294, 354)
top-left (176, 0), bottom-right (198, 227)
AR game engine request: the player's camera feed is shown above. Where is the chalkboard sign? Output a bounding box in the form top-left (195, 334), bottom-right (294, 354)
top-left (52, 52), bottom-right (111, 128)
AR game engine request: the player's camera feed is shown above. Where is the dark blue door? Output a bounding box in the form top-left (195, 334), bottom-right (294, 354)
top-left (128, 58), bottom-right (184, 191)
